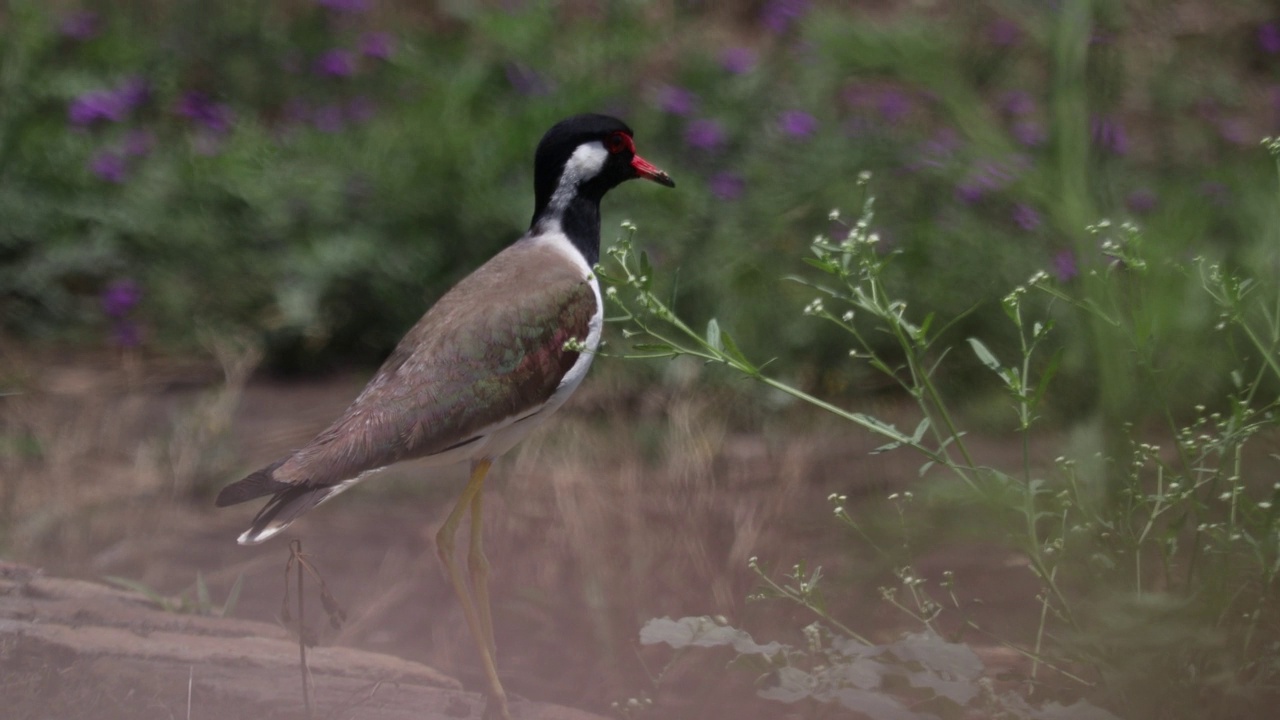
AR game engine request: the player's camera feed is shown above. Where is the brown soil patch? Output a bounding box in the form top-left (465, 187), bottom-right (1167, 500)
top-left (0, 561), bottom-right (607, 720)
top-left (1, 353), bottom-right (1044, 718)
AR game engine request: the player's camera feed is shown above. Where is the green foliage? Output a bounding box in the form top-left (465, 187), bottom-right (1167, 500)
top-left (601, 165), bottom-right (1280, 717)
top-left (105, 571), bottom-right (243, 617)
top-left (641, 617), bottom-right (1121, 720)
top-left (3, 1), bottom-right (1279, 388)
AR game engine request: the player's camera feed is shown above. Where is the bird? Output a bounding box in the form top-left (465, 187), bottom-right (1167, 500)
top-left (215, 113), bottom-right (674, 720)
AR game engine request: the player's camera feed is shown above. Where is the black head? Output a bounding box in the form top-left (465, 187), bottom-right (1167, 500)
top-left (532, 113), bottom-right (674, 221)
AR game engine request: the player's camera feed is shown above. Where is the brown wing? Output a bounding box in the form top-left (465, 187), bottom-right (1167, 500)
top-left (215, 238), bottom-right (595, 507)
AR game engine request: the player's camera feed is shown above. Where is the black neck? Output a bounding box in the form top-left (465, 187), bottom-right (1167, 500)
top-left (531, 193), bottom-right (602, 267)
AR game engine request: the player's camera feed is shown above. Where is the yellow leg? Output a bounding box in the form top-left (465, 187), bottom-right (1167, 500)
top-left (435, 458), bottom-right (511, 720)
top-left (469, 482), bottom-right (498, 661)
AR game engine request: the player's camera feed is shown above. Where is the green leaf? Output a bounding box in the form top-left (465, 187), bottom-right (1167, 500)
top-left (890, 631), bottom-right (982, 705)
top-left (639, 250), bottom-right (653, 290)
top-left (757, 667), bottom-right (815, 704)
top-left (802, 257), bottom-right (838, 273)
top-left (706, 318), bottom-right (723, 352)
top-left (196, 571), bottom-right (211, 613)
top-left (221, 573), bottom-right (244, 618)
top-left (917, 312), bottom-right (935, 342)
top-left (910, 417), bottom-right (930, 443)
top-left (855, 413), bottom-right (911, 446)
top-left (639, 616), bottom-right (783, 655)
top-left (103, 576), bottom-right (179, 612)
top-left (892, 631), bottom-right (983, 678)
top-left (631, 343), bottom-right (675, 354)
top-left (872, 439), bottom-right (904, 454)
top-left (593, 268), bottom-right (623, 284)
top-left (725, 650), bottom-right (777, 675)
top-left (1031, 349), bottom-right (1063, 408)
top-left (967, 337), bottom-right (1001, 372)
top-left (719, 329), bottom-right (757, 373)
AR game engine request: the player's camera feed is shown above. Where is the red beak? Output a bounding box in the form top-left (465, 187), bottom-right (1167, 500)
top-left (632, 154), bottom-right (675, 187)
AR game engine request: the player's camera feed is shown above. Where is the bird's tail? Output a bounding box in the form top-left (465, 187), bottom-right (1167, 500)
top-left (235, 483), bottom-right (343, 545)
top-left (215, 459), bottom-right (344, 545)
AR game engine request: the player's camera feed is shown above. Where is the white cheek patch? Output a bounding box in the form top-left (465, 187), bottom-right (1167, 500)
top-left (549, 141), bottom-right (609, 213)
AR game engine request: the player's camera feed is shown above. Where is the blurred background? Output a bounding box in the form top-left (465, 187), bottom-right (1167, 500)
top-left (3, 1), bottom-right (1280, 719)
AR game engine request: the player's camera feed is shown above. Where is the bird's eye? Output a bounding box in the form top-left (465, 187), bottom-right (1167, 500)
top-left (605, 132), bottom-right (632, 154)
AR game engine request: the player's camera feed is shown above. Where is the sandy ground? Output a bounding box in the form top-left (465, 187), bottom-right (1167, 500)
top-left (1, 353), bottom-right (1049, 719)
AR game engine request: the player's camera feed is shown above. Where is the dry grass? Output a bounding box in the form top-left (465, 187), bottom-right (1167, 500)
top-left (0, 338), bottom-right (259, 555)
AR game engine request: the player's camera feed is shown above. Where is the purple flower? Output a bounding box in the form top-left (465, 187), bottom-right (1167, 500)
top-left (313, 104), bottom-right (345, 133)
top-left (504, 63), bottom-right (552, 96)
top-left (843, 84), bottom-right (915, 125)
top-left (101, 279), bottom-right (142, 317)
top-left (1012, 203), bottom-right (1041, 231)
top-left (955, 184), bottom-right (985, 205)
top-left (988, 18), bottom-right (1021, 47)
top-left (361, 32), bottom-right (395, 60)
top-left (176, 92), bottom-right (234, 133)
top-left (1001, 90), bottom-right (1036, 116)
top-left (685, 119), bottom-right (726, 151)
top-left (317, 0), bottom-right (369, 12)
top-left (955, 157), bottom-right (1026, 203)
top-left (656, 85), bottom-right (697, 116)
top-left (123, 129), bottom-right (155, 157)
top-left (116, 75), bottom-right (150, 110)
top-left (59, 11), bottom-right (100, 41)
top-left (1215, 117), bottom-right (1250, 145)
top-left (1260, 23), bottom-right (1280, 54)
top-left (68, 90), bottom-right (128, 126)
top-left (1053, 250), bottom-right (1078, 282)
top-left (908, 127), bottom-right (962, 170)
top-left (1125, 188), bottom-right (1157, 214)
top-left (762, 0), bottom-right (808, 34)
top-left (89, 150), bottom-right (126, 183)
top-left (68, 77), bottom-right (151, 127)
top-left (779, 110), bottom-right (817, 138)
top-left (709, 171), bottom-right (745, 201)
top-left (315, 49), bottom-right (356, 78)
top-left (1011, 120), bottom-right (1046, 147)
top-left (1090, 115), bottom-right (1129, 156)
top-left (720, 47), bottom-right (757, 74)
top-left (876, 88), bottom-right (913, 123)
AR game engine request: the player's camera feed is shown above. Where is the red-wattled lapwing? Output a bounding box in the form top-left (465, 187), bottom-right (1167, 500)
top-left (216, 114), bottom-right (673, 719)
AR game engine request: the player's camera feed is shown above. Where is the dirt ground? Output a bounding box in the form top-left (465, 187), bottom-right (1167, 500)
top-left (1, 352), bottom-right (1044, 719)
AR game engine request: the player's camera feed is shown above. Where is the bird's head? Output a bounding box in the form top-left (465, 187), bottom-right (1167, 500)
top-left (533, 114), bottom-right (674, 218)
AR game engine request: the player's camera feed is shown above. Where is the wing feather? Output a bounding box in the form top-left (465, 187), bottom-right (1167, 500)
top-left (272, 238), bottom-right (595, 489)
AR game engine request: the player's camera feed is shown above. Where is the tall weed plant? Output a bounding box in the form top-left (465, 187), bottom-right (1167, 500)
top-left (597, 161), bottom-right (1280, 718)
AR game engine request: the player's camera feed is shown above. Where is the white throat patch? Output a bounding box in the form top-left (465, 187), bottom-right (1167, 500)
top-left (548, 141), bottom-right (608, 215)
